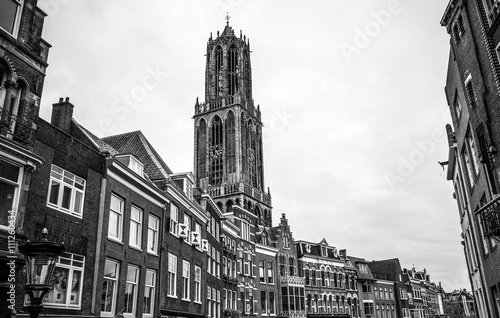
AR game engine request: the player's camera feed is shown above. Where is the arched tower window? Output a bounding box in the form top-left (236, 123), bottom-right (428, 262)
top-left (243, 50), bottom-right (251, 99)
top-left (228, 45), bottom-right (238, 96)
top-left (197, 119), bottom-right (207, 181)
top-left (225, 111), bottom-right (236, 178)
top-left (209, 115), bottom-right (223, 185)
top-left (240, 112), bottom-right (247, 181)
top-left (247, 119), bottom-right (256, 187)
top-left (215, 46), bottom-right (223, 97)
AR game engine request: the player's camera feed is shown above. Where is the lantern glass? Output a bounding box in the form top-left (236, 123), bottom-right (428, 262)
top-left (25, 251), bottom-right (60, 286)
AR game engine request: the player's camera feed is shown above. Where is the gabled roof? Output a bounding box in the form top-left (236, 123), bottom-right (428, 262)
top-left (75, 121), bottom-right (120, 156)
top-left (349, 256), bottom-right (376, 281)
top-left (102, 131), bottom-right (173, 181)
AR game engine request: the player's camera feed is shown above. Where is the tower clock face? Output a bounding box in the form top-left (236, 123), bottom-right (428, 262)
top-left (210, 145), bottom-right (223, 158)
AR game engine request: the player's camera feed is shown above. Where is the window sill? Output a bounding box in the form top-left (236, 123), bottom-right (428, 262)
top-left (107, 237), bottom-right (124, 245)
top-left (147, 251), bottom-right (159, 257)
top-left (167, 294), bottom-right (178, 299)
top-left (129, 245), bottom-right (142, 252)
top-left (182, 298), bottom-right (191, 302)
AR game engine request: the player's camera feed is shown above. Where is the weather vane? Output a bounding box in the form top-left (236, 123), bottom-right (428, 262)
top-left (226, 12), bottom-right (230, 25)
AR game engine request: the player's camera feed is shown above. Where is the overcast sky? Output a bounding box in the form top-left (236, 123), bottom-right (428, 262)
top-left (36, 0), bottom-right (466, 291)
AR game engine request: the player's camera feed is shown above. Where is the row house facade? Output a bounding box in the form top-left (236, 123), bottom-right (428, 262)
top-left (295, 239), bottom-right (353, 318)
top-left (402, 268), bottom-right (441, 318)
top-left (0, 0), bottom-right (50, 316)
top-left (440, 1), bottom-right (500, 318)
top-left (368, 259), bottom-right (412, 318)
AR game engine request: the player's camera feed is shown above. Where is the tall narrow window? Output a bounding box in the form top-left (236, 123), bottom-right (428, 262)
top-left (108, 194), bottom-right (123, 241)
top-left (184, 213), bottom-right (192, 244)
top-left (102, 259), bottom-right (119, 316)
top-left (148, 215), bottom-right (159, 254)
top-left (197, 119), bottom-right (207, 180)
top-left (226, 111), bottom-right (236, 178)
top-left (453, 93), bottom-right (462, 121)
top-left (170, 204), bottom-right (178, 236)
top-left (267, 261), bottom-right (274, 284)
top-left (195, 266), bottom-right (201, 303)
top-left (228, 45), bottom-right (239, 96)
top-left (259, 259), bottom-right (265, 283)
top-left (124, 265), bottom-right (139, 315)
top-left (465, 77), bottom-right (476, 108)
top-left (129, 206), bottom-right (143, 248)
top-left (215, 46), bottom-right (223, 97)
top-left (168, 254), bottom-right (177, 297)
top-left (144, 269), bottom-right (156, 317)
top-left (182, 260), bottom-right (191, 300)
top-left (210, 115), bottom-right (223, 185)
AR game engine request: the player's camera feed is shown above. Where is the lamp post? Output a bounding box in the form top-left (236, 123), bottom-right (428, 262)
top-left (19, 228), bottom-right (65, 318)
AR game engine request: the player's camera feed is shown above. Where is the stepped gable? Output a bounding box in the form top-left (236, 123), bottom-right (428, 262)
top-left (103, 131), bottom-right (173, 181)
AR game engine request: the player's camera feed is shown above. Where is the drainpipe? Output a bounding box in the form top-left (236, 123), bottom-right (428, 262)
top-left (91, 175), bottom-right (107, 314)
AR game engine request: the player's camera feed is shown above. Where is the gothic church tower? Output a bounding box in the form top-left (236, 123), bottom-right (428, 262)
top-left (193, 21), bottom-right (272, 227)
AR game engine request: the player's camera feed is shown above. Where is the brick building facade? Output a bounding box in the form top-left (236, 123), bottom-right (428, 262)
top-left (0, 0), bottom-right (50, 316)
top-left (441, 1), bottom-right (500, 317)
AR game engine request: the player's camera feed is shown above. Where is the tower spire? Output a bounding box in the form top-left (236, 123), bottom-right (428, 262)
top-left (225, 12), bottom-right (230, 26)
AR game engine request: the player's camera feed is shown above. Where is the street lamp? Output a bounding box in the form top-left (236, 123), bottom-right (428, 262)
top-left (19, 228), bottom-right (65, 318)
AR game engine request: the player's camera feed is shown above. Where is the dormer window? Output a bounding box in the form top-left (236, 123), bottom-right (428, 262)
top-left (321, 247), bottom-right (327, 257)
top-left (0, 0), bottom-right (23, 37)
top-left (115, 154), bottom-right (144, 176)
top-left (128, 156), bottom-right (143, 175)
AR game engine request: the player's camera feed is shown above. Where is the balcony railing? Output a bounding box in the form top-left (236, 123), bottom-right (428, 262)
top-left (476, 195), bottom-right (500, 237)
top-left (0, 102), bottom-right (37, 147)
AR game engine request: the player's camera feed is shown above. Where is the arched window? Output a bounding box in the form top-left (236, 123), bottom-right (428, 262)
top-left (209, 116), bottom-right (223, 185)
top-left (225, 111), bottom-right (236, 178)
top-left (247, 119), bottom-right (256, 186)
top-left (228, 45), bottom-right (238, 96)
top-left (226, 200), bottom-right (233, 213)
top-left (243, 50), bottom-right (251, 98)
top-left (197, 119), bottom-right (207, 180)
top-left (214, 46), bottom-right (223, 97)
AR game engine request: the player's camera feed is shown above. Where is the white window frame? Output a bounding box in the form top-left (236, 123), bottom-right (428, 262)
top-left (0, 158), bottom-right (22, 230)
top-left (129, 205), bottom-right (143, 249)
top-left (170, 204), bottom-right (179, 236)
top-left (124, 265), bottom-right (139, 316)
top-left (0, 0), bottom-right (23, 37)
top-left (182, 260), bottom-right (191, 301)
top-left (108, 194), bottom-right (124, 242)
top-left (168, 253), bottom-right (177, 298)
top-left (147, 214), bottom-right (159, 255)
top-left (194, 266), bottom-right (202, 303)
top-left (101, 259), bottom-right (120, 317)
top-left (241, 221), bottom-right (250, 241)
top-left (184, 213), bottom-right (192, 244)
top-left (195, 222), bottom-right (202, 250)
top-left (38, 252), bottom-right (85, 309)
top-left (47, 165), bottom-right (86, 217)
top-left (267, 260), bottom-right (274, 284)
top-left (143, 269), bottom-right (156, 317)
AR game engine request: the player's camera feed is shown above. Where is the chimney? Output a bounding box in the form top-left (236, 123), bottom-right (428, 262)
top-left (51, 97), bottom-right (74, 133)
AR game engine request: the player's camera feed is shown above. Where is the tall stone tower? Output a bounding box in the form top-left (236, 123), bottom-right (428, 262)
top-left (193, 21), bottom-right (272, 227)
